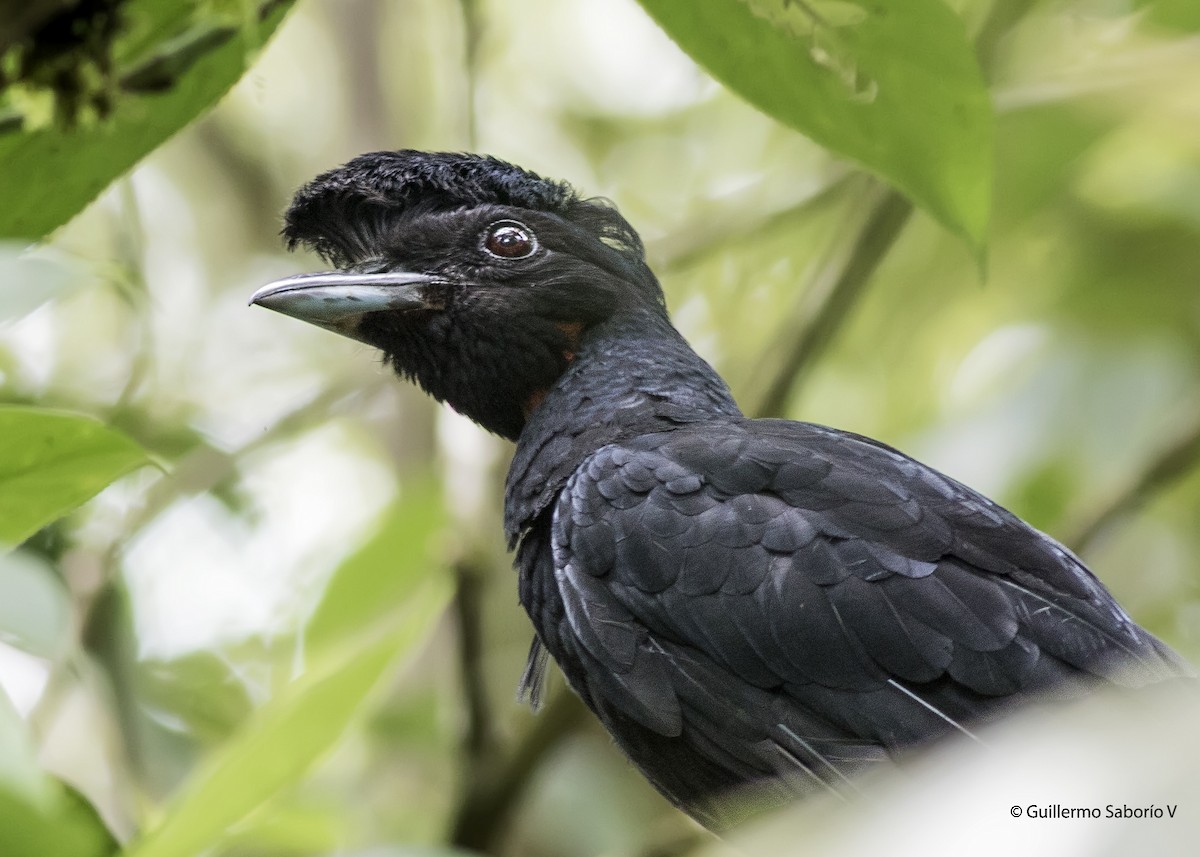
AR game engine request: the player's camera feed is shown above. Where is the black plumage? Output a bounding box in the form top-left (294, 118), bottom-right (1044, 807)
top-left (252, 151), bottom-right (1190, 829)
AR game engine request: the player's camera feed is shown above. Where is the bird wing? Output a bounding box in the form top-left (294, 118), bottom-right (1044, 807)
top-left (550, 419), bottom-right (1185, 791)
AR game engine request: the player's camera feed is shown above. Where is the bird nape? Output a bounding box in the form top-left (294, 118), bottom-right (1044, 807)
top-left (252, 150), bottom-right (1190, 830)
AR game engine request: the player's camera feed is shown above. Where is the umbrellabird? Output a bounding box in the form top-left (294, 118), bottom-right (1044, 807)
top-left (252, 150), bottom-right (1188, 829)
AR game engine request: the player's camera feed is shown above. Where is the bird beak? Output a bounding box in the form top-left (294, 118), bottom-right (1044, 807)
top-left (250, 271), bottom-right (438, 342)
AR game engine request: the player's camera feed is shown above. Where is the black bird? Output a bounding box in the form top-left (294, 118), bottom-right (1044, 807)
top-left (252, 151), bottom-right (1189, 828)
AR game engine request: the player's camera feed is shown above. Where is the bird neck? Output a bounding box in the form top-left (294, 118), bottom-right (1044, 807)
top-left (503, 309), bottom-right (742, 544)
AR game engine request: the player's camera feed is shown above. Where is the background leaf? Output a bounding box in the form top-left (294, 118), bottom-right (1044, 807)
top-left (122, 582), bottom-right (450, 857)
top-left (635, 0), bottom-right (992, 248)
top-left (0, 406), bottom-right (152, 548)
top-left (0, 550), bottom-right (72, 658)
top-left (304, 478), bottom-right (445, 656)
top-left (0, 688), bottom-right (117, 857)
top-left (0, 243), bottom-right (79, 323)
top-left (0, 0), bottom-right (296, 241)
top-left (1137, 0), bottom-right (1200, 32)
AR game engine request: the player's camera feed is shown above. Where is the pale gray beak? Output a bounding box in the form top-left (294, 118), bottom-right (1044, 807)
top-left (250, 271), bottom-right (437, 342)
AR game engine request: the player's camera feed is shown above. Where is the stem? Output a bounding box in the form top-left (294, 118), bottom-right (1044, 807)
top-left (332, 0), bottom-right (388, 151)
top-left (1066, 408), bottom-right (1200, 555)
top-left (113, 177), bottom-right (152, 409)
top-left (973, 0), bottom-right (1037, 78)
top-left (655, 169), bottom-right (854, 275)
top-left (751, 184), bottom-right (912, 418)
top-left (459, 0), bottom-right (483, 148)
top-left (453, 558), bottom-right (496, 768)
top-left (636, 829), bottom-right (712, 857)
top-left (745, 0), bottom-right (1036, 420)
top-left (449, 687), bottom-right (589, 852)
top-left (118, 380), bottom-right (380, 540)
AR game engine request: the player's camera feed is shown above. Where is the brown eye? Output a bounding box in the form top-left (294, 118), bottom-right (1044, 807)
top-left (483, 220), bottom-right (537, 259)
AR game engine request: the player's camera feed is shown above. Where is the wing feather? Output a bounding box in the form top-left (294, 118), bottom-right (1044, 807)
top-left (548, 418), bottom-right (1187, 789)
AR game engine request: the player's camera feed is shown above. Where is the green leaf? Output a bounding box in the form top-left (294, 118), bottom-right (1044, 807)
top-left (122, 582), bottom-right (451, 857)
top-left (0, 786), bottom-right (119, 857)
top-left (0, 686), bottom-right (47, 807)
top-left (0, 550), bottom-right (72, 658)
top-left (0, 688), bottom-right (117, 857)
top-left (1137, 0), bottom-right (1200, 32)
top-left (0, 406), bottom-right (153, 549)
top-left (305, 478), bottom-right (445, 655)
top-left (338, 844), bottom-right (477, 849)
top-left (0, 1), bottom-right (296, 241)
top-left (0, 243), bottom-right (79, 323)
top-left (0, 785), bottom-right (119, 857)
top-left (209, 798), bottom-right (349, 855)
top-left (136, 651), bottom-right (254, 746)
top-left (635, 0), bottom-right (993, 249)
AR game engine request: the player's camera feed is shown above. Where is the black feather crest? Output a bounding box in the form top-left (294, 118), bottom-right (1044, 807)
top-left (282, 150), bottom-right (644, 267)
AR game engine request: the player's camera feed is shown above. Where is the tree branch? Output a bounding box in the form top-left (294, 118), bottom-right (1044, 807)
top-left (652, 169), bottom-right (855, 276)
top-left (744, 0), bottom-right (1036, 421)
top-left (452, 558), bottom-right (498, 770)
top-left (1066, 407), bottom-right (1200, 555)
top-left (458, 0), bottom-right (483, 149)
top-left (330, 0), bottom-right (389, 151)
top-left (973, 0), bottom-right (1037, 78)
top-left (449, 685), bottom-right (589, 852)
top-left (634, 826), bottom-right (711, 857)
top-left (115, 379), bottom-right (382, 540)
top-left (750, 184), bottom-right (912, 418)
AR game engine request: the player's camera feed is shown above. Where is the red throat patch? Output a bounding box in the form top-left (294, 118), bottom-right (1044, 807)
top-left (523, 321), bottom-right (584, 419)
top-left (555, 321), bottom-right (583, 362)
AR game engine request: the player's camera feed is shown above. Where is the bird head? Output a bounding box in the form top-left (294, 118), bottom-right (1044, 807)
top-left (252, 150), bottom-right (666, 440)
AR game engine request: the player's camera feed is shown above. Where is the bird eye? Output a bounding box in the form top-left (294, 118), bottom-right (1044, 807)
top-left (483, 220), bottom-right (537, 259)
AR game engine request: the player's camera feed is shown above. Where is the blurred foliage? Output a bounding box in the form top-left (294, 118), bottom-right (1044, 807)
top-left (0, 686), bottom-right (116, 857)
top-left (125, 584), bottom-right (448, 857)
top-left (0, 406), bottom-right (151, 547)
top-left (0, 0), bottom-right (296, 239)
top-left (0, 0), bottom-right (1199, 856)
top-left (700, 683), bottom-right (1200, 857)
top-left (637, 0), bottom-right (993, 249)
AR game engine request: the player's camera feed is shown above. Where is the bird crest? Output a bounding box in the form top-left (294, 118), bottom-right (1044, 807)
top-left (282, 150), bottom-right (644, 268)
